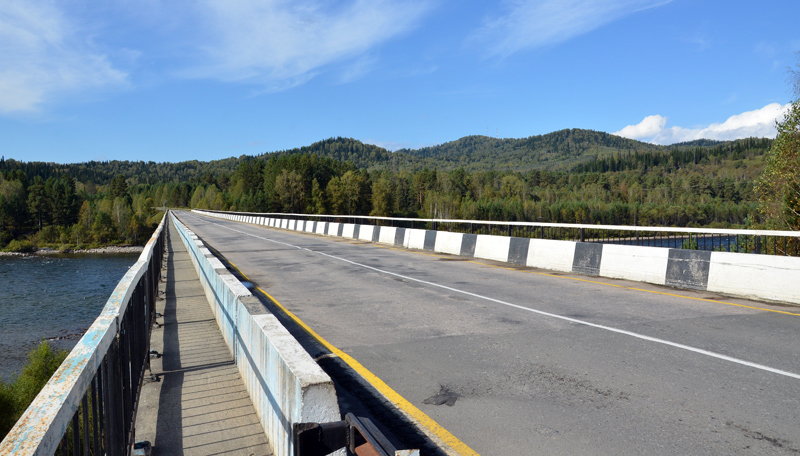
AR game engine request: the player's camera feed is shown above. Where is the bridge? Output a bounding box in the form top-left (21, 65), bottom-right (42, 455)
top-left (2, 210), bottom-right (800, 455)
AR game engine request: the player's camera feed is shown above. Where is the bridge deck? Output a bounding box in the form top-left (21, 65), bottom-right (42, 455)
top-left (176, 210), bottom-right (800, 455)
top-left (135, 222), bottom-right (273, 455)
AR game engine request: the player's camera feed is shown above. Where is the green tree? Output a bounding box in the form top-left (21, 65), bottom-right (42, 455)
top-left (109, 175), bottom-right (130, 202)
top-left (326, 176), bottom-right (344, 214)
top-left (370, 177), bottom-right (393, 217)
top-left (92, 211), bottom-right (115, 244)
top-left (311, 178), bottom-right (326, 214)
top-left (190, 186), bottom-right (206, 208)
top-left (274, 170), bottom-right (305, 213)
top-left (27, 177), bottom-right (50, 231)
top-left (500, 175), bottom-right (525, 200)
top-left (71, 222), bottom-right (89, 248)
top-left (50, 177), bottom-right (79, 226)
top-left (113, 197), bottom-right (132, 241)
top-left (0, 179), bottom-right (27, 233)
top-left (757, 99), bottom-right (800, 229)
top-left (78, 201), bottom-right (93, 231)
top-left (340, 171), bottom-right (366, 215)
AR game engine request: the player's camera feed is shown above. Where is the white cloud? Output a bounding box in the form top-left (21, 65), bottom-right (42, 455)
top-left (471, 0), bottom-right (671, 58)
top-left (614, 103), bottom-right (791, 145)
top-left (184, 0), bottom-right (431, 88)
top-left (614, 114), bottom-right (666, 139)
top-left (0, 1), bottom-right (127, 113)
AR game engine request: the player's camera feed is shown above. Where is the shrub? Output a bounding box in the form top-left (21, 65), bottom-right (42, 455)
top-left (40, 225), bottom-right (59, 244)
top-left (0, 342), bottom-right (68, 440)
top-left (4, 239), bottom-right (35, 253)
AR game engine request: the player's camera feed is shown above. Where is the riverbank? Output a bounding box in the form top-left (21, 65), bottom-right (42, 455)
top-left (0, 245), bottom-right (144, 257)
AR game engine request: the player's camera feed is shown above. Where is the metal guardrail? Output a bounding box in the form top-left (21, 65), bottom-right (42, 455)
top-left (203, 210), bottom-right (800, 256)
top-left (294, 413), bottom-right (418, 456)
top-left (0, 213), bottom-right (167, 456)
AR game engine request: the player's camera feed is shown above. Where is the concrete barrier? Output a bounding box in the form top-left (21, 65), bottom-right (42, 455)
top-left (474, 234), bottom-right (511, 263)
top-left (192, 210), bottom-right (800, 305)
top-left (405, 228), bottom-right (427, 250)
top-left (172, 215), bottom-right (340, 456)
top-left (378, 226), bottom-right (397, 245)
top-left (707, 252), bottom-right (800, 303)
top-left (358, 224), bottom-right (375, 242)
top-left (341, 223), bottom-right (356, 238)
top-left (526, 239), bottom-right (575, 272)
top-left (599, 244), bottom-right (669, 285)
top-left (434, 231), bottom-right (464, 256)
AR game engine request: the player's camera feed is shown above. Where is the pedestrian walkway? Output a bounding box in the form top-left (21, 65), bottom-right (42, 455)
top-left (135, 222), bottom-right (273, 456)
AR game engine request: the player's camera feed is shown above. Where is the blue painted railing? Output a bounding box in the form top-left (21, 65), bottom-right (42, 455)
top-left (0, 212), bottom-right (167, 456)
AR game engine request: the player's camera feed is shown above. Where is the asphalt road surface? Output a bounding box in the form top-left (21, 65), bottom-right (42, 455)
top-left (176, 211), bottom-right (800, 455)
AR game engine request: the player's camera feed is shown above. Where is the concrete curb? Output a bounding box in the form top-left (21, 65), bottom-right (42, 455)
top-left (194, 210), bottom-right (800, 306)
top-left (171, 214), bottom-right (340, 456)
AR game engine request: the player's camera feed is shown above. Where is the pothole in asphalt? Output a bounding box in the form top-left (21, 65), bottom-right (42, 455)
top-left (423, 386), bottom-right (460, 407)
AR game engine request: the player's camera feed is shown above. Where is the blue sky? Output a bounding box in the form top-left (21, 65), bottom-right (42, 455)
top-left (1, 0), bottom-right (798, 164)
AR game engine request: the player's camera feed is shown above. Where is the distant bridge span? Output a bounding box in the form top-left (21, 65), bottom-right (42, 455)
top-left (177, 210), bottom-right (800, 455)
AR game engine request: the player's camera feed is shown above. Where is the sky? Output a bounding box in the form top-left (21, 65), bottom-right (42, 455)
top-left (1, 0), bottom-right (798, 164)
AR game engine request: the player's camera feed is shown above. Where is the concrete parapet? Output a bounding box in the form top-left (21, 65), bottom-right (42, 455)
top-left (474, 234), bottom-right (511, 263)
top-left (526, 239), bottom-right (575, 272)
top-left (599, 244), bottom-right (669, 285)
top-left (172, 215), bottom-right (341, 456)
top-left (665, 249), bottom-right (711, 291)
top-left (405, 228), bottom-right (426, 250)
top-left (377, 226), bottom-right (397, 245)
top-left (434, 231), bottom-right (463, 256)
top-left (358, 224), bottom-right (375, 242)
top-left (192, 210), bottom-right (800, 305)
top-left (707, 252), bottom-right (800, 303)
top-left (342, 223), bottom-right (356, 238)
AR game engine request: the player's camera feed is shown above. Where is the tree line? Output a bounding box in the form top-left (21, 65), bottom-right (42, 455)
top-left (2, 130), bottom-right (790, 252)
top-left (198, 143), bottom-right (764, 229)
top-left (0, 171), bottom-right (162, 251)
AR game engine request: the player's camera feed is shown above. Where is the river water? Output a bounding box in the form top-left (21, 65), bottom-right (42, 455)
top-left (0, 253), bottom-right (138, 382)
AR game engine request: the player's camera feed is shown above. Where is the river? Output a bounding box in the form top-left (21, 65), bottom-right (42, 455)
top-left (0, 253), bottom-right (139, 382)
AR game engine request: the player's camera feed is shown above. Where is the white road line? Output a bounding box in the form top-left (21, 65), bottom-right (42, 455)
top-left (187, 214), bottom-right (800, 381)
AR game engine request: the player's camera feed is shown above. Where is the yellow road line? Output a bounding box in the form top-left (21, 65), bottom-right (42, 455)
top-left (622, 287), bottom-right (800, 316)
top-left (221, 256), bottom-right (479, 456)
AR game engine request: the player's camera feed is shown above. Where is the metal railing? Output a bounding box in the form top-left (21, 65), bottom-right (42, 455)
top-left (0, 212), bottom-right (167, 456)
top-left (294, 413), bottom-right (418, 456)
top-left (203, 210), bottom-right (800, 256)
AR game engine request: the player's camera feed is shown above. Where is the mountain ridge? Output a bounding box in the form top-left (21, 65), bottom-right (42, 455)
top-left (2, 129), bottom-right (769, 184)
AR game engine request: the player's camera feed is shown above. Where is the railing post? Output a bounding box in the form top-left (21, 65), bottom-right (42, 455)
top-left (580, 228), bottom-right (585, 242)
top-left (105, 341), bottom-right (124, 456)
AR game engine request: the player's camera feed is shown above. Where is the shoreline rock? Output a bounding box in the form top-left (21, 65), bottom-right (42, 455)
top-left (0, 245), bottom-right (144, 257)
top-left (68, 245), bottom-right (144, 254)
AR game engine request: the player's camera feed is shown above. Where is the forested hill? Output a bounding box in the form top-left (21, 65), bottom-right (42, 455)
top-left (0, 156), bottom-right (243, 186)
top-left (264, 129), bottom-right (664, 172)
top-left (394, 129), bottom-right (662, 171)
top-left (262, 137), bottom-right (395, 170)
top-left (2, 130), bottom-right (772, 185)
